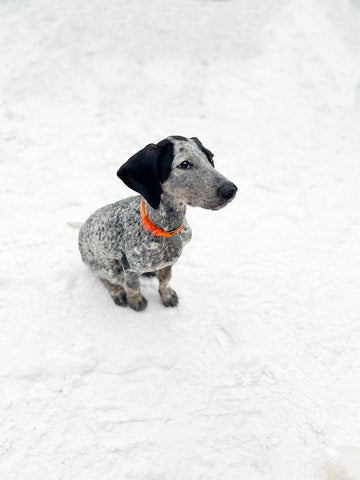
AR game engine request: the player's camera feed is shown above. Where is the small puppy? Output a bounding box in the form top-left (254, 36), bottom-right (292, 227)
top-left (79, 136), bottom-right (237, 311)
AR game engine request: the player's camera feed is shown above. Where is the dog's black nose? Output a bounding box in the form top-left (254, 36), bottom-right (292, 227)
top-left (218, 183), bottom-right (238, 201)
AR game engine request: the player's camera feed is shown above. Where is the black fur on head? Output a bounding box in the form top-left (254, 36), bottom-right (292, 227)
top-left (191, 137), bottom-right (215, 167)
top-left (117, 139), bottom-right (174, 209)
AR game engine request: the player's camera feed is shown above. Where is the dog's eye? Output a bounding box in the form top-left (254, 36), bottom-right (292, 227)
top-left (178, 161), bottom-right (192, 170)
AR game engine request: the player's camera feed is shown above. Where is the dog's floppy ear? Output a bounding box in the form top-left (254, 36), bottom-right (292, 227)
top-left (117, 140), bottom-right (174, 209)
top-left (191, 137), bottom-right (214, 167)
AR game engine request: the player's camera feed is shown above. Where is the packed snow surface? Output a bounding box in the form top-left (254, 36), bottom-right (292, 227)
top-left (1, 1), bottom-right (360, 479)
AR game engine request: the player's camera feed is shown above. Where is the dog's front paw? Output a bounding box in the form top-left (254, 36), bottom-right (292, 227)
top-left (160, 288), bottom-right (179, 308)
top-left (127, 292), bottom-right (148, 312)
top-left (111, 290), bottom-right (127, 307)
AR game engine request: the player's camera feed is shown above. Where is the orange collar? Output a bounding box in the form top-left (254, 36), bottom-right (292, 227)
top-left (139, 197), bottom-right (184, 237)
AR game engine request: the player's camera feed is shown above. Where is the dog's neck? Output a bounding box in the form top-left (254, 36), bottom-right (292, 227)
top-left (143, 193), bottom-right (186, 232)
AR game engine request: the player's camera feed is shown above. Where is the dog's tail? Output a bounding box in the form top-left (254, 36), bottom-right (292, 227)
top-left (67, 222), bottom-right (83, 229)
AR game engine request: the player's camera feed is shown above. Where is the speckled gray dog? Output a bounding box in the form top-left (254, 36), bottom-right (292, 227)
top-left (78, 136), bottom-right (237, 311)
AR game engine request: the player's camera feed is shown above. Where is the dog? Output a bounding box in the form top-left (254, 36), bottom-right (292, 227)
top-left (78, 136), bottom-right (237, 311)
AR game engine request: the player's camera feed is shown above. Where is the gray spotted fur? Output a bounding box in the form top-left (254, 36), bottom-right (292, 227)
top-left (78, 136), bottom-right (237, 311)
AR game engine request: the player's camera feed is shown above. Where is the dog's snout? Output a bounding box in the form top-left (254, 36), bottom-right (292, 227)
top-left (218, 183), bottom-right (238, 201)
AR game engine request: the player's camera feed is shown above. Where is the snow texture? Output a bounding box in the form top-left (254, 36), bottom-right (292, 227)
top-left (328, 445), bottom-right (360, 480)
top-left (1, 0), bottom-right (360, 479)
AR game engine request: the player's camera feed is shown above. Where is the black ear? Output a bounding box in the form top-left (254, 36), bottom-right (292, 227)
top-left (191, 137), bottom-right (215, 167)
top-left (117, 140), bottom-right (174, 209)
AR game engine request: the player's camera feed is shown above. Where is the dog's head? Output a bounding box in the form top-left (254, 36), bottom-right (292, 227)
top-left (117, 136), bottom-right (237, 210)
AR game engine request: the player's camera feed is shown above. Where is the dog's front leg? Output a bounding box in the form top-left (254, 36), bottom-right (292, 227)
top-left (157, 266), bottom-right (178, 307)
top-left (124, 270), bottom-right (148, 312)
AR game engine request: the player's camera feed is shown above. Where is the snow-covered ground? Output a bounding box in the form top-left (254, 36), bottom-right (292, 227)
top-left (1, 0), bottom-right (360, 478)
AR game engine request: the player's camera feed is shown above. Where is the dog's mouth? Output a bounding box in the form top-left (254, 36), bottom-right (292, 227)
top-left (188, 196), bottom-right (236, 211)
top-left (207, 198), bottom-right (236, 210)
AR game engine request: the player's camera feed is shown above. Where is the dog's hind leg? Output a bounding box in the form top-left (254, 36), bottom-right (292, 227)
top-left (157, 266), bottom-right (178, 307)
top-left (100, 278), bottom-right (127, 306)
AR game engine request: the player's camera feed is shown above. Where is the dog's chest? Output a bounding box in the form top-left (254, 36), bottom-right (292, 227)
top-left (127, 223), bottom-right (192, 272)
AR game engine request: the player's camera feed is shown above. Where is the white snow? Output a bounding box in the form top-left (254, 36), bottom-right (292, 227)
top-left (328, 445), bottom-right (360, 480)
top-left (1, 0), bottom-right (360, 479)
